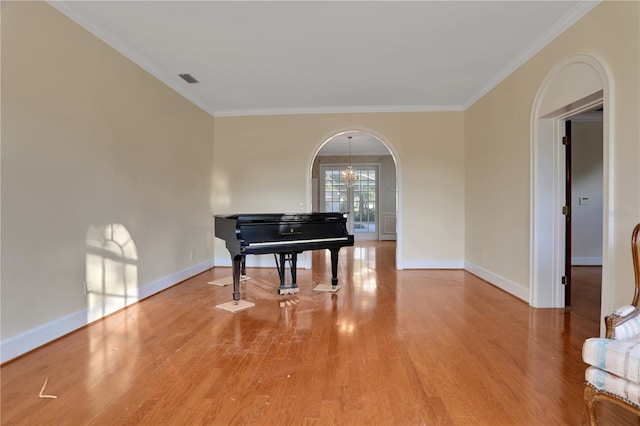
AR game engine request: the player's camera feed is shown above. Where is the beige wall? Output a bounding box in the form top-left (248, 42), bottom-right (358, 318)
top-left (212, 113), bottom-right (465, 268)
top-left (465, 1), bottom-right (639, 308)
top-left (1, 1), bottom-right (214, 349)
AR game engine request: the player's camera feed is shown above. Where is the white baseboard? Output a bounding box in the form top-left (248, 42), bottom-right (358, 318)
top-left (401, 259), bottom-right (464, 269)
top-left (0, 259), bottom-right (215, 364)
top-left (0, 309), bottom-right (89, 365)
top-left (571, 257), bottom-right (602, 266)
top-left (138, 259), bottom-right (215, 299)
top-left (464, 261), bottom-right (530, 303)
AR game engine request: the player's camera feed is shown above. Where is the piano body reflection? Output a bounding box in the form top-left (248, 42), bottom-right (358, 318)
top-left (215, 213), bottom-right (354, 305)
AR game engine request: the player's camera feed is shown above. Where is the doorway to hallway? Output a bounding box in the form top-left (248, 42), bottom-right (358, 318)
top-left (562, 111), bottom-right (603, 313)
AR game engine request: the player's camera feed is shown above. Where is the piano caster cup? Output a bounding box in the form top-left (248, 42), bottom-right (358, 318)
top-left (278, 286), bottom-right (299, 296)
top-left (313, 283), bottom-right (342, 293)
top-left (207, 275), bottom-right (251, 287)
top-left (215, 300), bottom-right (255, 313)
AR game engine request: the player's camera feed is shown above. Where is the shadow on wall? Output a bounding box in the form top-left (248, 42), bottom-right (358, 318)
top-left (85, 224), bottom-right (138, 322)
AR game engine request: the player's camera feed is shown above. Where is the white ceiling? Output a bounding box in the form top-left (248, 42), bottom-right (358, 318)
top-left (50, 0), bottom-right (598, 120)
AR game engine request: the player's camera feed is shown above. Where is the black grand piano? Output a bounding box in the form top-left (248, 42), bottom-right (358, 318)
top-left (215, 213), bottom-right (354, 305)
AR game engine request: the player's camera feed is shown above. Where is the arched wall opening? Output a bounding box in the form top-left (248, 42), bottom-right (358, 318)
top-left (530, 54), bottom-right (612, 331)
top-left (306, 128), bottom-right (403, 270)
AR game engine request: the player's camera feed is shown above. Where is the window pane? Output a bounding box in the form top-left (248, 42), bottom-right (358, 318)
top-left (353, 168), bottom-right (376, 233)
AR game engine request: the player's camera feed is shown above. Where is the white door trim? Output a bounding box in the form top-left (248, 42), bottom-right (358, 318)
top-left (530, 54), bottom-right (612, 333)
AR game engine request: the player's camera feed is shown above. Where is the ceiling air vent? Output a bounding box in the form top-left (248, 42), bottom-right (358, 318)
top-left (179, 73), bottom-right (199, 84)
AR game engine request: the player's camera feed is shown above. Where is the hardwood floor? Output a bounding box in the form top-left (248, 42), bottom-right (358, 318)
top-left (570, 266), bottom-right (602, 321)
top-left (0, 242), bottom-right (615, 425)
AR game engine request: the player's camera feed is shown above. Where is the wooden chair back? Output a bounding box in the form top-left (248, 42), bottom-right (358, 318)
top-left (632, 223), bottom-right (640, 307)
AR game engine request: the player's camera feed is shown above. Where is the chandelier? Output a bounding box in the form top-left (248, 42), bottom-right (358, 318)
top-left (341, 136), bottom-right (358, 187)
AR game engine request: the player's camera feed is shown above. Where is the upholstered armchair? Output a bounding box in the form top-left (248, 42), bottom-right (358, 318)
top-left (582, 223), bottom-right (640, 424)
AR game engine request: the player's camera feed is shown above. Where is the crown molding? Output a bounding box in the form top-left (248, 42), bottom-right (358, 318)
top-left (462, 0), bottom-right (600, 110)
top-left (213, 104), bottom-right (464, 118)
top-left (49, 1), bottom-right (463, 119)
top-left (49, 0), bottom-right (600, 119)
top-left (47, 1), bottom-right (214, 116)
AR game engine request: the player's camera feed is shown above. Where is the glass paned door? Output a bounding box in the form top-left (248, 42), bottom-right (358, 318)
top-left (323, 169), bottom-right (348, 214)
top-left (321, 165), bottom-right (378, 240)
top-left (354, 168), bottom-right (376, 236)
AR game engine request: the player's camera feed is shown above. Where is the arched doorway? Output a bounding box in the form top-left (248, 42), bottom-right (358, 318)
top-left (530, 54), bottom-right (611, 330)
top-left (307, 129), bottom-right (403, 269)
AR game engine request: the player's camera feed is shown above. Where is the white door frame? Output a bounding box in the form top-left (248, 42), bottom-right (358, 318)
top-left (530, 54), bottom-right (612, 329)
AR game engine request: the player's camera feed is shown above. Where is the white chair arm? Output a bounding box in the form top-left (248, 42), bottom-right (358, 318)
top-left (607, 306), bottom-right (640, 339)
top-left (614, 305), bottom-right (637, 317)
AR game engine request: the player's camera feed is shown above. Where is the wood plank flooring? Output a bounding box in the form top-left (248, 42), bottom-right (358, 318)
top-left (0, 242), bottom-right (622, 425)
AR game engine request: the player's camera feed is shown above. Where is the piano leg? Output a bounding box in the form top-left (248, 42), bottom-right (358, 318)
top-left (330, 248), bottom-right (339, 289)
top-left (240, 255), bottom-right (247, 278)
top-left (232, 256), bottom-right (242, 303)
top-left (214, 254), bottom-right (255, 312)
top-left (277, 253), bottom-right (286, 287)
top-left (313, 248), bottom-right (342, 293)
top-left (291, 253), bottom-right (297, 287)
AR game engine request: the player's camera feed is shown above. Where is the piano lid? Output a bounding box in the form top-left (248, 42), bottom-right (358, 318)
top-left (215, 213), bottom-right (346, 223)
